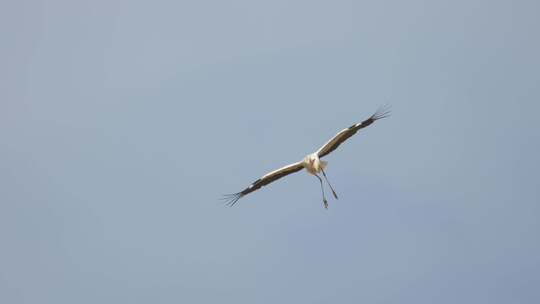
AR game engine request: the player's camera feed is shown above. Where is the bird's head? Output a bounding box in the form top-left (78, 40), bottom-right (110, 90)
top-left (303, 153), bottom-right (319, 167)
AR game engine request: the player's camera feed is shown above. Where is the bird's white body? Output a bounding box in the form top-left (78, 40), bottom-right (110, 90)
top-left (302, 153), bottom-right (327, 175)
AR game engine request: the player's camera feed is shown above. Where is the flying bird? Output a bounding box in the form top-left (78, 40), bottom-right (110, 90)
top-left (223, 106), bottom-right (390, 208)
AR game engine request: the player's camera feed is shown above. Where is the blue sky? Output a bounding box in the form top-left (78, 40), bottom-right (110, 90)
top-left (2, 0), bottom-right (539, 303)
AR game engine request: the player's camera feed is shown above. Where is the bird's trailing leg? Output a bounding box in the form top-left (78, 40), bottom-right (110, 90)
top-left (321, 168), bottom-right (338, 199)
top-left (314, 174), bottom-right (328, 209)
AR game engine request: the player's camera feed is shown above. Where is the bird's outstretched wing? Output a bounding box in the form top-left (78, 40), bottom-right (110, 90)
top-left (222, 161), bottom-right (304, 206)
top-left (316, 105), bottom-right (390, 158)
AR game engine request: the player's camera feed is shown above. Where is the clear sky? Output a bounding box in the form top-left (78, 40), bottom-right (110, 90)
top-left (2, 0), bottom-right (539, 303)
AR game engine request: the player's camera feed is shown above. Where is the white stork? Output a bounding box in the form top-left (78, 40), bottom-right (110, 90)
top-left (223, 106), bottom-right (390, 208)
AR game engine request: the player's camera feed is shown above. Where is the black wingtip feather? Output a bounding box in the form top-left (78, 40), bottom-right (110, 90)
top-left (371, 104), bottom-right (391, 121)
top-left (221, 192), bottom-right (244, 207)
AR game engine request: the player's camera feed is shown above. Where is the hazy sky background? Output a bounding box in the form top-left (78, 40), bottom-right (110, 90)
top-left (2, 0), bottom-right (539, 303)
